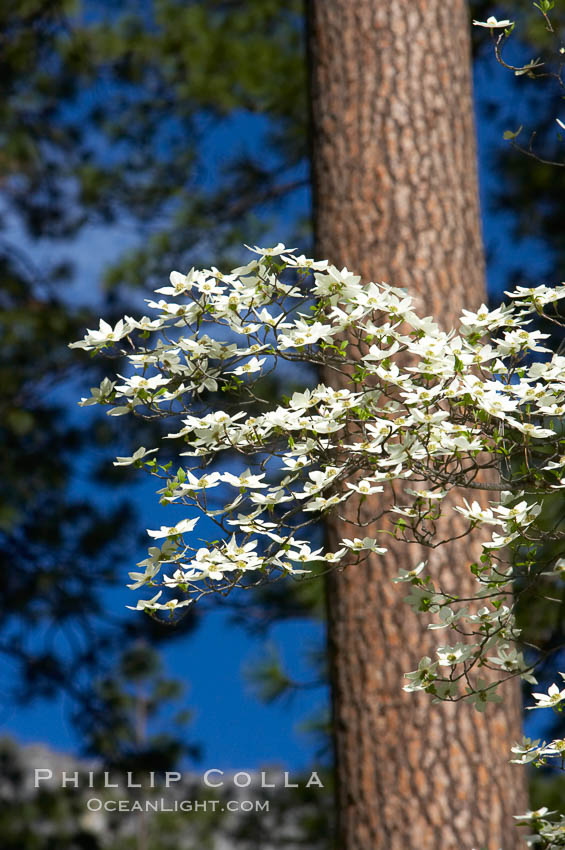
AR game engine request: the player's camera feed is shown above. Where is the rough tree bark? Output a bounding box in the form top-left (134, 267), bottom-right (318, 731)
top-left (307, 2), bottom-right (528, 849)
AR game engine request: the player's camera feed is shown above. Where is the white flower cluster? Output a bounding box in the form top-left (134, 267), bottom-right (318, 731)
top-left (72, 244), bottom-right (565, 830)
top-left (512, 806), bottom-right (565, 849)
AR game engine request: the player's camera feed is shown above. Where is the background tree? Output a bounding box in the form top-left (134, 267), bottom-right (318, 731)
top-left (0, 0), bottom-right (308, 730)
top-left (1, 3), bottom-right (329, 843)
top-left (308, 1), bottom-right (527, 848)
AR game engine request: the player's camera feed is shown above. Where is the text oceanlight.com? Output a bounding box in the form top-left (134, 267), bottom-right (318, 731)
top-left (86, 798), bottom-right (270, 813)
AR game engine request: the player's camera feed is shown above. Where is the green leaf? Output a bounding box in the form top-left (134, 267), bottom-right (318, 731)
top-left (503, 126), bottom-right (523, 140)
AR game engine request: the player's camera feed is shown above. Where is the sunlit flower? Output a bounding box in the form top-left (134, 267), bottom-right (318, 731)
top-left (472, 17), bottom-right (513, 29)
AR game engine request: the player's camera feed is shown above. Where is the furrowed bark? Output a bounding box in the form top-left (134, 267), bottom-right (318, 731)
top-left (307, 2), bottom-right (528, 848)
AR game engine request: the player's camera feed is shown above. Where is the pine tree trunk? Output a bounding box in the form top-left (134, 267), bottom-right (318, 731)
top-left (307, 2), bottom-right (528, 848)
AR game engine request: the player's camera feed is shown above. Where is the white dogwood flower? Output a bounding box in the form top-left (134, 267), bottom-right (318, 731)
top-left (473, 17), bottom-right (513, 29)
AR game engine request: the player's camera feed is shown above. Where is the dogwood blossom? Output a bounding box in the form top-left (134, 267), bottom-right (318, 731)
top-left (473, 16), bottom-right (513, 29)
top-left (147, 518), bottom-right (199, 539)
top-left (113, 446), bottom-right (158, 466)
top-left (528, 680), bottom-right (565, 710)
